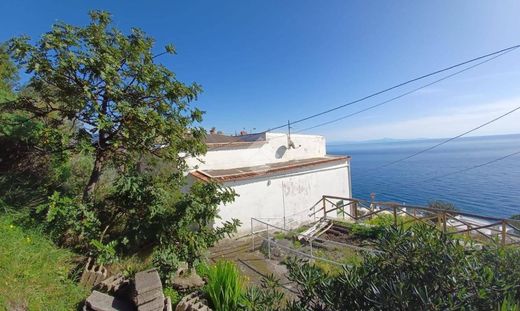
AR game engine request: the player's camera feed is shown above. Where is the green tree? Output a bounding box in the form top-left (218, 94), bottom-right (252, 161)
top-left (2, 11), bottom-right (239, 279)
top-left (0, 46), bottom-right (18, 102)
top-left (6, 11), bottom-right (206, 202)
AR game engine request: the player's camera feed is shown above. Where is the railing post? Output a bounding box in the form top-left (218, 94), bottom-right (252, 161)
top-left (393, 205), bottom-right (397, 226)
top-left (502, 220), bottom-right (507, 246)
top-left (442, 212), bottom-right (447, 233)
top-left (266, 223), bottom-right (271, 259)
top-left (310, 238), bottom-right (313, 259)
top-left (353, 201), bottom-right (358, 222)
top-left (322, 196), bottom-right (326, 219)
top-left (251, 218), bottom-right (255, 251)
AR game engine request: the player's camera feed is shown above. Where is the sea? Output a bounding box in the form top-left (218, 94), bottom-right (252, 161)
top-left (327, 134), bottom-right (520, 219)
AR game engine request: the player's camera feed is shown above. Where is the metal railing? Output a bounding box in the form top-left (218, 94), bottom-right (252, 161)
top-left (250, 217), bottom-right (377, 267)
top-left (312, 195), bottom-right (520, 246)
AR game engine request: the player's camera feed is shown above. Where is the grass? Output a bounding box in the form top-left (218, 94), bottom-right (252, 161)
top-left (313, 247), bottom-right (363, 275)
top-left (0, 214), bottom-right (89, 310)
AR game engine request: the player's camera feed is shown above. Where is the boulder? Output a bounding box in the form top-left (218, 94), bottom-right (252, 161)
top-left (171, 263), bottom-right (205, 291)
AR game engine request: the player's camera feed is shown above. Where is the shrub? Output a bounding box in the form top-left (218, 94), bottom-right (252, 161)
top-left (204, 261), bottom-right (245, 311)
top-left (428, 200), bottom-right (457, 211)
top-left (36, 191), bottom-right (100, 249)
top-left (152, 246), bottom-right (180, 286)
top-left (366, 213), bottom-right (394, 227)
top-left (241, 274), bottom-right (284, 311)
top-left (285, 224), bottom-right (520, 310)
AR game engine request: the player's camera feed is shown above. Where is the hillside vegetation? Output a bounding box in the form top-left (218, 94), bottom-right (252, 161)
top-left (0, 214), bottom-right (89, 310)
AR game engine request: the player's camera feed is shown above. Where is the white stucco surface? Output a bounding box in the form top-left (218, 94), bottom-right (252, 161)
top-left (217, 161), bottom-right (351, 233)
top-left (187, 133), bottom-right (326, 170)
top-left (186, 132), bottom-right (351, 234)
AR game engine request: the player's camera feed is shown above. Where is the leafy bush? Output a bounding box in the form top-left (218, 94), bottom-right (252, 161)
top-left (36, 191), bottom-right (101, 249)
top-left (366, 213), bottom-right (394, 227)
top-left (90, 239), bottom-right (119, 265)
top-left (285, 224), bottom-right (520, 310)
top-left (152, 246), bottom-right (180, 286)
top-left (241, 274), bottom-right (284, 311)
top-left (428, 200), bottom-right (457, 211)
top-left (204, 261), bottom-right (245, 311)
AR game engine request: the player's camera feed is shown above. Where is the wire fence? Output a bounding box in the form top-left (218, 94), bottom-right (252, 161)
top-left (250, 217), bottom-right (378, 267)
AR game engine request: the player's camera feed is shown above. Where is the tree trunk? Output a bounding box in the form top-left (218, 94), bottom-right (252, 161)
top-left (83, 152), bottom-right (104, 202)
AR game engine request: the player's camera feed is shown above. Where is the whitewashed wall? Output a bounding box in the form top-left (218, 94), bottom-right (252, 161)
top-left (215, 161), bottom-right (351, 234)
top-left (187, 133), bottom-right (326, 170)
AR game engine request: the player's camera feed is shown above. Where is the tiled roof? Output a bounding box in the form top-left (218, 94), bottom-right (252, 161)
top-left (190, 155), bottom-right (350, 182)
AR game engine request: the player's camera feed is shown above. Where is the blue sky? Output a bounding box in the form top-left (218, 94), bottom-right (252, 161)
top-left (1, 1), bottom-right (519, 142)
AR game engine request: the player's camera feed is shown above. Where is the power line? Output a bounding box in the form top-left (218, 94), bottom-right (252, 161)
top-left (295, 48), bottom-right (515, 133)
top-left (376, 105), bottom-right (520, 169)
top-left (422, 150), bottom-right (520, 182)
top-left (266, 44), bottom-right (520, 132)
top-left (211, 45), bottom-right (519, 152)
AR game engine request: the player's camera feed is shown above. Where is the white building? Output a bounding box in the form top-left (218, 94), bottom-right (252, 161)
top-left (186, 132), bottom-right (351, 234)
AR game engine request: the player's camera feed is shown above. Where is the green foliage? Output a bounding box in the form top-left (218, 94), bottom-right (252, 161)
top-left (36, 191), bottom-right (100, 249)
top-left (285, 224), bottom-right (520, 310)
top-left (349, 223), bottom-right (383, 239)
top-left (164, 287), bottom-right (182, 308)
top-left (428, 200), bottom-right (457, 211)
top-left (90, 239), bottom-right (119, 265)
top-left (0, 214), bottom-right (89, 310)
top-left (6, 10), bottom-right (207, 201)
top-left (204, 260), bottom-right (245, 311)
top-left (152, 246), bottom-right (180, 285)
top-left (1, 11), bottom-right (240, 280)
top-left (0, 45), bottom-right (18, 101)
top-left (365, 213), bottom-right (394, 227)
top-left (499, 296), bottom-right (520, 311)
top-left (241, 274), bottom-right (284, 311)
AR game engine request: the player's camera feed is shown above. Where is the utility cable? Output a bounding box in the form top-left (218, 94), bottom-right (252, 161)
top-left (422, 150), bottom-right (520, 182)
top-left (266, 44), bottom-right (520, 132)
top-left (295, 48), bottom-right (515, 134)
top-left (375, 104), bottom-right (520, 169)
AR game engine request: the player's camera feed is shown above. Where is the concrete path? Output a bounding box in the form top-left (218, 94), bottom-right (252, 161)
top-left (208, 237), bottom-right (297, 297)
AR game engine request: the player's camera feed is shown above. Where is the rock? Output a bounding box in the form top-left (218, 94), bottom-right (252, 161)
top-left (175, 291), bottom-right (211, 311)
top-left (171, 263), bottom-right (205, 291)
top-left (171, 273), bottom-right (205, 291)
top-left (85, 290), bottom-right (134, 311)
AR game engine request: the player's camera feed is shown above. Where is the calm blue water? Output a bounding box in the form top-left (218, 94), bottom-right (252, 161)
top-left (328, 134), bottom-right (520, 218)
